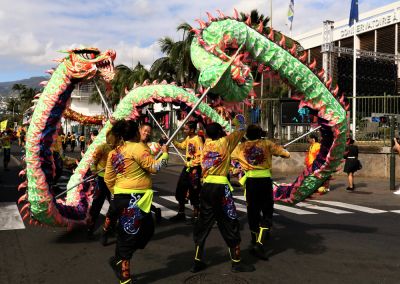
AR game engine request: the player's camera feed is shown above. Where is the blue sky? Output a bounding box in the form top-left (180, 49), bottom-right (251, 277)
top-left (0, 0), bottom-right (397, 82)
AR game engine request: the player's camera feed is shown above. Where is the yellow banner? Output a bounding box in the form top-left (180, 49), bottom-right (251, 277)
top-left (0, 120), bottom-right (7, 132)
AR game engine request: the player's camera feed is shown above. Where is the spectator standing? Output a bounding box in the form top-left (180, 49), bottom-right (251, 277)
top-left (343, 138), bottom-right (361, 191)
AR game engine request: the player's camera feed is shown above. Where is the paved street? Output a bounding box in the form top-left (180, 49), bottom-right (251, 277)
top-left (1, 144), bottom-right (400, 283)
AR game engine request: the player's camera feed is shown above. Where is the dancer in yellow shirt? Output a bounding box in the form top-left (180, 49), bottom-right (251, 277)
top-left (170, 121), bottom-right (203, 223)
top-left (105, 120), bottom-right (168, 284)
top-left (191, 116), bottom-right (255, 274)
top-left (232, 125), bottom-right (290, 260)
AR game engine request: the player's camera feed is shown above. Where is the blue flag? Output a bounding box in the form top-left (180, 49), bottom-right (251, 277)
top-left (349, 0), bottom-right (359, 26)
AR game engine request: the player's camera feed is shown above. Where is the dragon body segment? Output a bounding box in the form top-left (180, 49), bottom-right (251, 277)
top-left (190, 16), bottom-right (347, 204)
top-left (21, 48), bottom-right (116, 226)
top-left (68, 83), bottom-right (233, 205)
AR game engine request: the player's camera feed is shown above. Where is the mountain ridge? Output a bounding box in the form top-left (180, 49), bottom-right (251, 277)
top-left (0, 76), bottom-right (48, 97)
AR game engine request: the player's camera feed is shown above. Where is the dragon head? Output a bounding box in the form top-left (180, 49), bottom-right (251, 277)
top-left (63, 47), bottom-right (116, 82)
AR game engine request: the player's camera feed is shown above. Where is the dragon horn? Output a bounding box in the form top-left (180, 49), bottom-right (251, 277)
top-left (325, 76), bottom-right (333, 89)
top-left (18, 193), bottom-right (27, 205)
top-left (20, 203), bottom-right (30, 215)
top-left (206, 12), bottom-right (215, 22)
top-left (216, 9), bottom-right (226, 18)
top-left (233, 8), bottom-right (239, 20)
top-left (317, 68), bottom-right (325, 78)
top-left (268, 28), bottom-right (274, 41)
top-left (289, 43), bottom-right (297, 55)
top-left (22, 212), bottom-right (30, 221)
top-left (332, 85), bottom-right (339, 97)
top-left (299, 51), bottom-right (308, 62)
top-left (245, 15), bottom-right (252, 26)
top-left (279, 34), bottom-right (286, 48)
top-left (309, 58), bottom-right (317, 70)
top-left (18, 169), bottom-right (26, 177)
top-left (18, 181), bottom-right (27, 191)
top-left (195, 19), bottom-right (207, 29)
top-left (257, 21), bottom-right (264, 33)
top-left (190, 28), bottom-right (201, 35)
top-left (39, 81), bottom-right (48, 87)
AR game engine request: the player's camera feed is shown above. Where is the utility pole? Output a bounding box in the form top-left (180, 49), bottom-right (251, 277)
top-left (390, 115), bottom-right (396, 191)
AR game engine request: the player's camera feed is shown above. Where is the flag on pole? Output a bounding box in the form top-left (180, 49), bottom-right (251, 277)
top-left (0, 120), bottom-right (8, 132)
top-left (287, 0), bottom-right (294, 31)
top-left (349, 0), bottom-right (359, 26)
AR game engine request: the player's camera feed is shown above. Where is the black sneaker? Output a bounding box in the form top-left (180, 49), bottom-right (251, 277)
top-left (154, 208), bottom-right (162, 223)
top-left (250, 244), bottom-right (269, 261)
top-left (231, 261), bottom-right (256, 273)
top-left (346, 187), bottom-right (354, 192)
top-left (169, 212), bottom-right (186, 222)
top-left (190, 260), bottom-right (207, 273)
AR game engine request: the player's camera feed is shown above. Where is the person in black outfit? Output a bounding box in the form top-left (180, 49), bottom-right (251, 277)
top-left (343, 138), bottom-right (360, 191)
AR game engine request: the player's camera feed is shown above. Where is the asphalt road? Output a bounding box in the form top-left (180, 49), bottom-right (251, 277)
top-left (1, 145), bottom-right (400, 284)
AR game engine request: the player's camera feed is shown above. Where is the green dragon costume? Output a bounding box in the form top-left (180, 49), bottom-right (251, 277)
top-left (20, 10), bottom-right (347, 226)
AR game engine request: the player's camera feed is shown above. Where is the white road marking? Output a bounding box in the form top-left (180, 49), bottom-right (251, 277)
top-left (0, 203), bottom-right (25, 231)
top-left (232, 194), bottom-right (317, 215)
top-left (160, 196), bottom-right (193, 210)
top-left (297, 202), bottom-right (353, 214)
top-left (390, 210), bottom-right (400, 214)
top-left (312, 201), bottom-right (387, 214)
top-left (273, 204), bottom-right (317, 215)
top-left (100, 200), bottom-right (110, 215)
top-left (151, 202), bottom-right (178, 219)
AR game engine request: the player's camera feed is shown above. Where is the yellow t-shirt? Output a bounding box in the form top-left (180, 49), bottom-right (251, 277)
top-left (201, 131), bottom-right (245, 178)
top-left (1, 135), bottom-right (11, 149)
top-left (231, 139), bottom-right (290, 171)
top-left (79, 135), bottom-right (85, 142)
top-left (91, 143), bottom-right (112, 177)
top-left (174, 135), bottom-right (203, 167)
top-left (104, 141), bottom-right (168, 193)
top-left (51, 135), bottom-right (63, 154)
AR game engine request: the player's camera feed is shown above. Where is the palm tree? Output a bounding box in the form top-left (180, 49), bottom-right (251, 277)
top-left (10, 84), bottom-right (39, 120)
top-left (151, 22), bottom-right (198, 86)
top-left (6, 97), bottom-right (20, 121)
top-left (91, 63), bottom-right (151, 110)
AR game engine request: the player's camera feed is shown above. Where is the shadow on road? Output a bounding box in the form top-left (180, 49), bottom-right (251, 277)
top-left (136, 246), bottom-right (227, 283)
top-left (267, 216), bottom-right (377, 258)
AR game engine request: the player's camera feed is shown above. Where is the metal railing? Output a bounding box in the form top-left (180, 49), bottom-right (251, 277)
top-left (241, 95), bottom-right (400, 146)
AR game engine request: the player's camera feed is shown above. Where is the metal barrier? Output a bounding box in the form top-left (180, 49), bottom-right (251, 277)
top-left (242, 95), bottom-right (400, 146)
